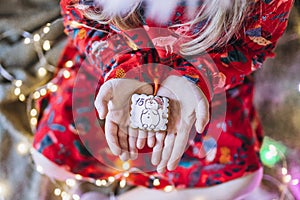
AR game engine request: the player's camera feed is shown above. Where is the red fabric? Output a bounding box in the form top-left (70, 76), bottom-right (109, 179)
top-left (33, 0), bottom-right (294, 189)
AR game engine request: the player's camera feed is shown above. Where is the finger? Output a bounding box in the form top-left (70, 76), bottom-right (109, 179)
top-left (135, 83), bottom-right (153, 95)
top-left (157, 133), bottom-right (175, 174)
top-left (136, 129), bottom-right (147, 149)
top-left (147, 131), bottom-right (155, 148)
top-left (128, 127), bottom-right (138, 160)
top-left (195, 98), bottom-right (209, 133)
top-left (95, 82), bottom-right (112, 119)
top-left (167, 123), bottom-right (191, 171)
top-left (105, 119), bottom-right (121, 156)
top-left (118, 126), bottom-right (130, 161)
top-left (151, 132), bottom-right (166, 166)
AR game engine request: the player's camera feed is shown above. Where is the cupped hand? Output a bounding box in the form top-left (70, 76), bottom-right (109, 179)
top-left (151, 75), bottom-right (210, 173)
top-left (94, 78), bottom-right (153, 161)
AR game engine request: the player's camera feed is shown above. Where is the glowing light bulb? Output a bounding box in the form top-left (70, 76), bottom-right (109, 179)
top-left (123, 172), bottom-right (129, 178)
top-left (153, 178), bottom-right (160, 186)
top-left (40, 88), bottom-right (47, 96)
top-left (119, 179), bottom-right (126, 188)
top-left (283, 175), bottom-right (292, 183)
top-left (292, 179), bottom-right (299, 186)
top-left (66, 179), bottom-right (76, 187)
top-left (75, 174), bottom-right (83, 180)
top-left (30, 109), bottom-right (38, 117)
top-left (101, 180), bottom-right (107, 185)
top-left (43, 27), bottom-right (50, 34)
top-left (24, 37), bottom-right (31, 44)
top-left (43, 40), bottom-right (51, 51)
top-left (281, 168), bottom-right (288, 175)
top-left (65, 60), bottom-right (74, 68)
top-left (61, 191), bottom-right (71, 200)
top-left (38, 67), bottom-right (47, 77)
top-left (30, 118), bottom-right (38, 126)
top-left (33, 34), bottom-right (41, 42)
top-left (108, 176), bottom-right (115, 183)
top-left (50, 85), bottom-right (58, 92)
top-left (17, 142), bottom-right (29, 155)
top-left (14, 88), bottom-right (21, 96)
top-left (14, 80), bottom-right (23, 87)
top-left (164, 185), bottom-right (174, 192)
top-left (54, 188), bottom-right (61, 196)
top-left (63, 70), bottom-right (71, 79)
top-left (36, 165), bottom-right (44, 174)
top-left (19, 94), bottom-right (26, 102)
top-left (95, 180), bottom-right (102, 186)
top-left (33, 91), bottom-right (41, 99)
top-left (72, 194), bottom-right (80, 200)
top-left (122, 162), bottom-right (130, 170)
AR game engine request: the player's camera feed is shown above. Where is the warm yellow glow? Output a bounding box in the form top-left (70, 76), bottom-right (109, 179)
top-left (119, 179), bottom-right (126, 188)
top-left (122, 162), bottom-right (130, 170)
top-left (17, 142), bottom-right (30, 155)
top-left (66, 179), bottom-right (76, 187)
top-left (281, 168), bottom-right (288, 175)
top-left (54, 188), bottom-right (61, 196)
top-left (33, 91), bottom-right (41, 99)
top-left (40, 88), bottom-right (47, 96)
top-left (36, 165), bottom-right (44, 174)
top-left (101, 180), bottom-right (107, 185)
top-left (14, 88), bottom-right (21, 96)
top-left (75, 174), bottom-right (83, 180)
top-left (61, 191), bottom-right (71, 200)
top-left (65, 60), bottom-right (74, 68)
top-left (95, 180), bottom-right (102, 186)
top-left (72, 194), bottom-right (81, 200)
top-left (24, 37), bottom-right (31, 44)
top-left (63, 70), bottom-right (71, 79)
top-left (50, 85), bottom-right (58, 92)
top-left (283, 175), bottom-right (292, 183)
top-left (292, 179), bottom-right (299, 186)
top-left (43, 40), bottom-right (51, 51)
top-left (14, 80), bottom-right (23, 87)
top-left (30, 109), bottom-right (37, 117)
top-left (153, 178), bottom-right (160, 186)
top-left (38, 67), bottom-right (47, 77)
top-left (123, 172), bottom-right (129, 178)
top-left (33, 34), bottom-right (41, 42)
top-left (30, 118), bottom-right (38, 126)
top-left (108, 176), bottom-right (115, 183)
top-left (164, 185), bottom-right (174, 192)
top-left (43, 27), bottom-right (50, 34)
top-left (19, 94), bottom-right (26, 102)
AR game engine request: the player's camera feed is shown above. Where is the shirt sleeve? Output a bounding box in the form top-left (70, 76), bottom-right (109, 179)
top-left (205, 0), bottom-right (295, 94)
top-left (60, 0), bottom-right (110, 55)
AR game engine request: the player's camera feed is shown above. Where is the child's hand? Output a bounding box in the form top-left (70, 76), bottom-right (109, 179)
top-left (94, 79), bottom-right (153, 161)
top-left (152, 75), bottom-right (209, 173)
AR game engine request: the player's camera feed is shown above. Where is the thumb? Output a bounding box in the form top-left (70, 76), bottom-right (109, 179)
top-left (195, 98), bottom-right (209, 133)
top-left (134, 83), bottom-right (153, 95)
top-left (94, 81), bottom-right (112, 119)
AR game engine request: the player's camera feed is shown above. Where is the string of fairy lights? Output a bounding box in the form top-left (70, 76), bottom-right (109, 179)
top-left (0, 15), bottom-right (299, 200)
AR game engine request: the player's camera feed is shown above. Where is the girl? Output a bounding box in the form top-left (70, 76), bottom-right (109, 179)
top-left (32, 0), bottom-right (294, 199)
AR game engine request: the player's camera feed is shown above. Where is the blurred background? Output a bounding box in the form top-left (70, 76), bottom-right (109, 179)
top-left (0, 0), bottom-right (299, 199)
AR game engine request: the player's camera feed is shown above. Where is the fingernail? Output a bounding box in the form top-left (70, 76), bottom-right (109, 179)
top-left (120, 152), bottom-right (129, 161)
top-left (130, 151), bottom-right (138, 160)
top-left (157, 166), bottom-right (166, 174)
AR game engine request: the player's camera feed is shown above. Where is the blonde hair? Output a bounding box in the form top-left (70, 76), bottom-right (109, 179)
top-left (81, 0), bottom-right (250, 56)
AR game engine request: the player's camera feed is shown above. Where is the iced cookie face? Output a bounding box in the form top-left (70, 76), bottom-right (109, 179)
top-left (130, 94), bottom-right (169, 131)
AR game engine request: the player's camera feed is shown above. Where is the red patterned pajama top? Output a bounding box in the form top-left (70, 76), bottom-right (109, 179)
top-left (33, 0), bottom-right (294, 189)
